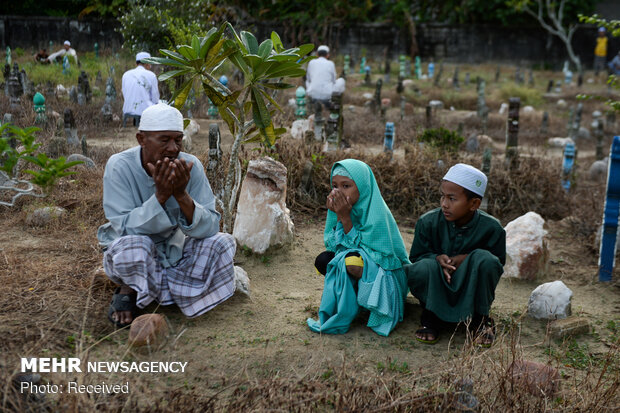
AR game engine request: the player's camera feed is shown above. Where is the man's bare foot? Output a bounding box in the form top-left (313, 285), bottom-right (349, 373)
top-left (108, 285), bottom-right (136, 327)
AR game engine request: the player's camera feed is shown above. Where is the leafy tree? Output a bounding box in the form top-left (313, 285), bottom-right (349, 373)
top-left (144, 23), bottom-right (312, 232)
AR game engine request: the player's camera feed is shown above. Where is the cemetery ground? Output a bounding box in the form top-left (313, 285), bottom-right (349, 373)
top-left (1, 53), bottom-right (619, 411)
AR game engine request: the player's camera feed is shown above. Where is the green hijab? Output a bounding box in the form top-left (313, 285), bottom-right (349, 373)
top-left (324, 159), bottom-right (410, 270)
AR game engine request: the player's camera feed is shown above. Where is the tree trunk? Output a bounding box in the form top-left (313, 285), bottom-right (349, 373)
top-left (404, 10), bottom-right (419, 60)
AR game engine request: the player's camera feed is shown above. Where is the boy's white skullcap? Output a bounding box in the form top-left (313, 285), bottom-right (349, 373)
top-left (139, 103), bottom-right (183, 132)
top-left (443, 163), bottom-right (487, 197)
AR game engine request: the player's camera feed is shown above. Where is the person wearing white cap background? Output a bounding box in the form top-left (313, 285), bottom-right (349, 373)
top-left (47, 40), bottom-right (79, 64)
top-left (98, 103), bottom-right (237, 327)
top-left (404, 163), bottom-right (506, 347)
top-left (305, 45), bottom-right (337, 122)
top-left (121, 51), bottom-right (160, 126)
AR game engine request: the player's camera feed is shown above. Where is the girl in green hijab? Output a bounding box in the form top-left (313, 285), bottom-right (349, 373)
top-left (307, 159), bottom-right (410, 336)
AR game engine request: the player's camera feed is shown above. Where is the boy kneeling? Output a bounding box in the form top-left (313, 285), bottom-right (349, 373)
top-left (405, 164), bottom-right (505, 346)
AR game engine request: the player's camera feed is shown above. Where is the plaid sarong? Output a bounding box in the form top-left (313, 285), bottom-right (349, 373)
top-left (103, 233), bottom-right (236, 318)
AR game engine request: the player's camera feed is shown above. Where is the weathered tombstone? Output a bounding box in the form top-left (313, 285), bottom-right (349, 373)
top-left (343, 54), bottom-right (350, 77)
top-left (536, 110), bottom-right (548, 138)
top-left (528, 281), bottom-right (572, 319)
top-left (63, 108), bottom-right (79, 146)
top-left (528, 69), bottom-right (534, 86)
top-left (452, 66), bottom-right (460, 90)
top-left (561, 142), bottom-right (576, 191)
top-left (5, 46), bottom-right (11, 66)
top-left (593, 112), bottom-right (605, 160)
top-left (546, 79), bottom-right (554, 93)
top-left (554, 80), bottom-right (562, 93)
top-left (207, 98), bottom-right (218, 119)
top-left (433, 63), bottom-right (443, 87)
top-left (62, 55), bottom-right (70, 75)
top-left (372, 78), bottom-right (382, 114)
top-left (105, 77), bottom-right (116, 102)
top-left (81, 135), bottom-right (88, 156)
top-left (295, 86), bottom-right (306, 119)
top-left (326, 91), bottom-right (344, 150)
top-left (599, 135), bottom-right (620, 282)
top-left (396, 75), bottom-right (404, 94)
top-left (364, 65), bottom-right (371, 86)
top-left (95, 70), bottom-right (103, 88)
top-left (69, 86), bottom-right (78, 103)
top-left (399, 55), bottom-right (406, 77)
top-left (232, 157), bottom-right (294, 254)
top-left (572, 102), bottom-right (583, 138)
top-left (20, 69), bottom-right (33, 98)
top-left (299, 160), bottom-right (314, 194)
top-left (77, 70), bottom-right (92, 105)
top-left (457, 122), bottom-right (464, 138)
top-left (495, 65), bottom-right (500, 82)
top-left (464, 72), bottom-right (470, 86)
top-left (425, 104), bottom-right (432, 128)
top-left (414, 56), bottom-right (421, 79)
top-left (359, 56), bottom-right (366, 74)
top-left (207, 123), bottom-right (222, 171)
top-left (383, 58), bottom-right (391, 84)
top-left (504, 212), bottom-right (548, 280)
top-left (3, 63), bottom-right (10, 96)
top-left (505, 97), bottom-right (520, 168)
top-left (481, 107), bottom-right (488, 135)
top-left (45, 81), bottom-right (54, 97)
top-left (482, 147), bottom-right (492, 174)
top-left (7, 66), bottom-right (22, 110)
top-left (476, 79), bottom-right (486, 118)
top-left (400, 95), bottom-right (405, 120)
top-left (384, 122), bottom-right (395, 155)
top-left (101, 101), bottom-right (113, 123)
top-left (33, 93), bottom-right (46, 124)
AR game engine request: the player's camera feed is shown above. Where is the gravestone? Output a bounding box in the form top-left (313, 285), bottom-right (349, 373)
top-left (572, 103), bottom-right (583, 139)
top-left (81, 135), bottom-right (88, 156)
top-left (452, 67), bottom-right (460, 90)
top-left (95, 71), bottom-right (103, 88)
top-left (554, 80), bottom-right (562, 93)
top-left (433, 63), bottom-right (443, 87)
top-left (505, 97), bottom-right (520, 168)
top-left (77, 71), bottom-right (92, 105)
top-left (295, 86), bottom-right (307, 119)
top-left (105, 77), bottom-right (116, 102)
top-left (546, 80), bottom-right (554, 93)
top-left (326, 92), bottom-right (343, 151)
top-left (482, 147), bottom-right (492, 174)
top-left (605, 111), bottom-right (616, 133)
top-left (384, 122), bottom-right (395, 156)
top-left (100, 101), bottom-right (113, 123)
top-left (528, 69), bottom-right (534, 86)
top-left (425, 104), bottom-right (432, 128)
top-left (414, 56), bottom-right (421, 79)
top-left (63, 108), bottom-right (79, 146)
top-left (207, 123), bottom-right (222, 171)
top-left (33, 93), bottom-right (46, 124)
top-left (495, 65), bottom-right (500, 82)
top-left (359, 57), bottom-right (366, 74)
top-left (69, 86), bottom-right (78, 103)
top-left (5, 46), bottom-right (10, 66)
top-left (481, 107), bottom-right (488, 135)
top-left (476, 79), bottom-right (486, 118)
top-left (364, 65), bottom-right (371, 86)
top-left (593, 112), bottom-right (605, 160)
top-left (540, 111), bottom-right (549, 136)
top-left (464, 72), bottom-right (470, 86)
top-left (383, 59), bottom-right (390, 84)
top-left (400, 95), bottom-right (405, 120)
top-left (599, 135), bottom-right (620, 282)
top-left (20, 69), bottom-right (33, 98)
top-left (399, 55), bottom-right (406, 77)
top-left (3, 63), bottom-right (10, 96)
top-left (7, 65), bottom-right (22, 110)
top-left (396, 75), bottom-right (404, 94)
top-left (372, 79), bottom-right (382, 115)
top-left (577, 73), bottom-right (583, 88)
top-left (561, 142), bottom-right (576, 191)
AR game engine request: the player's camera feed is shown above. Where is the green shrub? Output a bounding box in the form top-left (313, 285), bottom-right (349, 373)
top-left (418, 127), bottom-right (464, 153)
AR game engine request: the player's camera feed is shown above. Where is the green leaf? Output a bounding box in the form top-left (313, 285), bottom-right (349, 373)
top-left (191, 35), bottom-right (200, 55)
top-left (271, 32), bottom-right (284, 52)
top-left (257, 39), bottom-right (273, 59)
top-left (250, 85), bottom-right (271, 129)
top-left (158, 69), bottom-right (192, 82)
top-left (177, 45), bottom-right (197, 60)
top-left (228, 51), bottom-right (250, 80)
top-left (296, 44), bottom-right (315, 57)
top-left (142, 57), bottom-right (189, 69)
top-left (258, 87), bottom-right (283, 112)
top-left (241, 31), bottom-right (259, 54)
top-left (260, 123), bottom-right (278, 147)
top-left (218, 106), bottom-right (236, 136)
top-left (244, 54), bottom-right (264, 72)
top-left (261, 82), bottom-right (294, 90)
top-left (199, 27), bottom-right (223, 60)
top-left (225, 22), bottom-right (246, 53)
top-left (157, 49), bottom-right (190, 64)
top-left (183, 118), bottom-right (191, 130)
top-left (171, 77), bottom-right (195, 110)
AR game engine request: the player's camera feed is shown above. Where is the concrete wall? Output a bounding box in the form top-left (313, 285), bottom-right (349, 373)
top-left (0, 15), bottom-right (122, 53)
top-left (1, 15), bottom-right (619, 70)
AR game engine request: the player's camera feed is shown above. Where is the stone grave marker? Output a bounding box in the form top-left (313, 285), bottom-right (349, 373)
top-left (425, 104), bottom-right (432, 128)
top-left (546, 80), bottom-right (554, 93)
top-left (7, 65), bottom-right (22, 110)
top-left (326, 92), bottom-right (343, 150)
top-left (372, 78), bottom-right (382, 114)
top-left (414, 56), bottom-right (421, 79)
top-left (3, 63), bottom-right (10, 96)
top-left (476, 79), bottom-right (486, 118)
top-left (95, 70), bottom-right (103, 88)
top-left (294, 86), bottom-right (307, 119)
top-left (396, 75), bottom-right (404, 94)
top-left (452, 66), bottom-right (460, 90)
top-left (528, 69), bottom-right (534, 86)
top-left (364, 65), bottom-right (371, 86)
top-left (2, 113), bottom-right (15, 148)
top-left (433, 63), bottom-right (443, 87)
top-left (400, 95), bottom-right (405, 120)
top-left (540, 111), bottom-right (549, 136)
top-left (33, 92), bottom-right (46, 124)
top-left (572, 102), bottom-right (583, 139)
top-left (505, 97), bottom-right (520, 168)
top-left (105, 77), bottom-right (116, 102)
top-left (20, 69), bottom-right (33, 98)
top-left (464, 72), bottom-right (470, 86)
top-left (343, 54), bottom-right (350, 77)
top-left (5, 46), bottom-right (10, 66)
top-left (383, 58), bottom-right (390, 84)
top-left (359, 56), bottom-right (366, 74)
top-left (399, 55), bottom-right (406, 77)
top-left (495, 65), bottom-right (500, 82)
top-left (64, 108), bottom-right (79, 146)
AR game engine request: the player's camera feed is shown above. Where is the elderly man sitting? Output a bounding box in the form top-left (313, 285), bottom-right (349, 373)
top-left (98, 103), bottom-right (237, 327)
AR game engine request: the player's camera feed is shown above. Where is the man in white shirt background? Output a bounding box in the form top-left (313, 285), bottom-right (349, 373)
top-left (305, 45), bottom-right (337, 123)
top-left (121, 51), bottom-right (160, 127)
top-left (47, 40), bottom-right (79, 65)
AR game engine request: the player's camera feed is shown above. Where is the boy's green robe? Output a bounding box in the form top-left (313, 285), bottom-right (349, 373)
top-left (405, 208), bottom-right (506, 323)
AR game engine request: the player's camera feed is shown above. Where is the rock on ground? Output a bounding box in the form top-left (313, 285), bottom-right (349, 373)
top-left (233, 157), bottom-right (294, 254)
top-left (528, 280), bottom-right (573, 320)
top-left (129, 314), bottom-right (169, 348)
top-left (507, 360), bottom-right (561, 397)
top-left (504, 212), bottom-right (548, 280)
top-left (26, 207), bottom-right (67, 227)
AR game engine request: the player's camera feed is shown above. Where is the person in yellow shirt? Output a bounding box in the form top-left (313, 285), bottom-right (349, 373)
top-left (594, 27), bottom-right (608, 77)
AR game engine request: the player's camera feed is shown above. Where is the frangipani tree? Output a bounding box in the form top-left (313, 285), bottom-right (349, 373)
top-left (144, 22), bottom-right (313, 232)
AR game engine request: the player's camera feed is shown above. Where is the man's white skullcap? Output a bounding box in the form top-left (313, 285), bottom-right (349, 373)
top-left (139, 103), bottom-right (183, 132)
top-left (317, 45), bottom-right (330, 54)
top-left (136, 51), bottom-right (151, 62)
top-left (64, 40), bottom-right (71, 46)
top-left (443, 163), bottom-right (487, 197)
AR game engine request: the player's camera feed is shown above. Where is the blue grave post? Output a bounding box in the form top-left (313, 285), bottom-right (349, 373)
top-left (561, 142), bottom-right (576, 191)
top-left (599, 135), bottom-right (620, 282)
top-left (384, 122), bottom-right (394, 154)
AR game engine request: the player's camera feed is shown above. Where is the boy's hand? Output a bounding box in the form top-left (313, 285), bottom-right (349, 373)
top-left (436, 254), bottom-right (456, 284)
